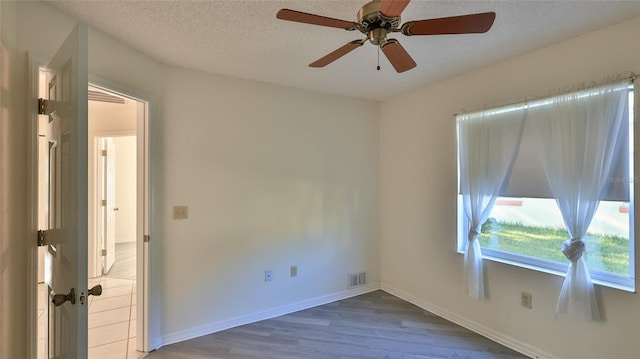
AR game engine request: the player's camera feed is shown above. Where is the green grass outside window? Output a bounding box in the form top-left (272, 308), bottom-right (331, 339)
top-left (479, 219), bottom-right (630, 275)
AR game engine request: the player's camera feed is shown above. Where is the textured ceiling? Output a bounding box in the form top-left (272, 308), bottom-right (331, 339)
top-left (47, 0), bottom-right (640, 101)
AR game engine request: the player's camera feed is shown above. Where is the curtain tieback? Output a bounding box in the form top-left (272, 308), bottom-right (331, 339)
top-left (562, 239), bottom-right (585, 263)
top-left (468, 229), bottom-right (480, 242)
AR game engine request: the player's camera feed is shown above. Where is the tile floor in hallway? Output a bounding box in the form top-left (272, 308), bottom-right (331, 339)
top-left (38, 276), bottom-right (146, 359)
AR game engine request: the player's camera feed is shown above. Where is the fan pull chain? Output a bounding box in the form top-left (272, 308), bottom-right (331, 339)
top-left (377, 46), bottom-right (381, 71)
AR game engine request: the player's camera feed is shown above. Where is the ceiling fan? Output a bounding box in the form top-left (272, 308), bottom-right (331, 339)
top-left (276, 0), bottom-right (495, 73)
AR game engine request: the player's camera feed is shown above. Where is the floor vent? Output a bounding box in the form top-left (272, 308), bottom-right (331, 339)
top-left (348, 272), bottom-right (366, 289)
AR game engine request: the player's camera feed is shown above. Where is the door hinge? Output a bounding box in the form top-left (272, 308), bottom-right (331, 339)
top-left (37, 230), bottom-right (48, 247)
top-left (38, 98), bottom-right (50, 115)
top-left (101, 200), bottom-right (107, 206)
top-left (101, 150), bottom-right (107, 157)
top-left (143, 235), bottom-right (150, 243)
top-left (101, 249), bottom-right (107, 256)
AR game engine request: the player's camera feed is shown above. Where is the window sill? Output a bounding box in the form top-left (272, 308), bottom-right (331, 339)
top-left (457, 249), bottom-right (636, 293)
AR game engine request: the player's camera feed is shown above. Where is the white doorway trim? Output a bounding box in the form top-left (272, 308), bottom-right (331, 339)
top-left (27, 53), bottom-right (46, 359)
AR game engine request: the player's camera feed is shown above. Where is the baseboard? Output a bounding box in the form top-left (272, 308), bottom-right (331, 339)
top-left (381, 283), bottom-right (557, 359)
top-left (159, 282), bottom-right (381, 348)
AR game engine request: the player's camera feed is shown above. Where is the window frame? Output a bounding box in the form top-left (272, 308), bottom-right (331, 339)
top-left (456, 84), bottom-right (637, 292)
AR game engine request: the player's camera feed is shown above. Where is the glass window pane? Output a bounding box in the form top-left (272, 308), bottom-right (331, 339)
top-left (478, 197), bottom-right (630, 276)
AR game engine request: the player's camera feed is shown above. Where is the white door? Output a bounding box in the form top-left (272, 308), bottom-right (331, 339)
top-left (102, 138), bottom-right (117, 274)
top-left (43, 23), bottom-right (89, 359)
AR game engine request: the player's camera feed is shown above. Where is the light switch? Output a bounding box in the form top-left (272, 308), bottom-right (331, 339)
top-left (173, 205), bottom-right (188, 220)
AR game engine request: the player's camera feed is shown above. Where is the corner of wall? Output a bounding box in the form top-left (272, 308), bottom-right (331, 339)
top-left (1, 1), bottom-right (29, 357)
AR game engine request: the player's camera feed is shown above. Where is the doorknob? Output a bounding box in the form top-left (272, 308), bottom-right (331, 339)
top-left (113, 207), bottom-right (119, 211)
top-left (78, 285), bottom-right (102, 306)
top-left (89, 284), bottom-right (103, 297)
top-left (52, 288), bottom-right (76, 306)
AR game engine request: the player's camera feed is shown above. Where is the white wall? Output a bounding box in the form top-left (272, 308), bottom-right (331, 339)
top-left (379, 16), bottom-right (640, 359)
top-left (158, 66), bottom-right (380, 342)
top-left (0, 1), bottom-right (28, 358)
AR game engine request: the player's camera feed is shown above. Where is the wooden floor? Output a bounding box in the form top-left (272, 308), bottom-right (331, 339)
top-left (146, 290), bottom-right (527, 359)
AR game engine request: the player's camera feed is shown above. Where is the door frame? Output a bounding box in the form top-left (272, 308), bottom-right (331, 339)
top-left (88, 75), bottom-right (154, 352)
top-left (27, 55), bottom-right (156, 356)
top-left (27, 52), bottom-right (46, 359)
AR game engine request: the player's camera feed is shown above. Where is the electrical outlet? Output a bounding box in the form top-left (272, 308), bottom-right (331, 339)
top-left (290, 265), bottom-right (297, 277)
top-left (521, 292), bottom-right (532, 309)
top-left (265, 270), bottom-right (273, 282)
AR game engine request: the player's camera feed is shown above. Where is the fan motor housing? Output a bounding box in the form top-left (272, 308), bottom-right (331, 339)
top-left (357, 1), bottom-right (401, 37)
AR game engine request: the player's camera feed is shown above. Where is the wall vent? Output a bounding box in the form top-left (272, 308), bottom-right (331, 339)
top-left (348, 272), bottom-right (366, 289)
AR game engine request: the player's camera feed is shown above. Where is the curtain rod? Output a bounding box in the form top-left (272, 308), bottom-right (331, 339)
top-left (453, 74), bottom-right (636, 117)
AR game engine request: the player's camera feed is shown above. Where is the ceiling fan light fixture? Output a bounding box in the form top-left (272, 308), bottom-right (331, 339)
top-left (357, 1), bottom-right (401, 34)
top-left (368, 28), bottom-right (388, 45)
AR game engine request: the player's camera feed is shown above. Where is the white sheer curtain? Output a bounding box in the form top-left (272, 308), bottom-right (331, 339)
top-left (529, 80), bottom-right (630, 320)
top-left (458, 108), bottom-right (525, 299)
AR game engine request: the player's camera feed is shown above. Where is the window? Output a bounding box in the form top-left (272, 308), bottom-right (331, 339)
top-left (457, 84), bottom-right (635, 291)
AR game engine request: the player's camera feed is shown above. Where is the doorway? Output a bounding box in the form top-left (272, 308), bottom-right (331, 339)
top-left (34, 67), bottom-right (149, 359)
top-left (86, 86), bottom-right (140, 358)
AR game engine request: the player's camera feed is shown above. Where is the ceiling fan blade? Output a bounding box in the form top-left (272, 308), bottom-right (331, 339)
top-left (379, 0), bottom-right (411, 17)
top-left (401, 12), bottom-right (496, 36)
top-left (276, 9), bottom-right (357, 30)
top-left (380, 39), bottom-right (416, 73)
top-left (309, 40), bottom-right (366, 68)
